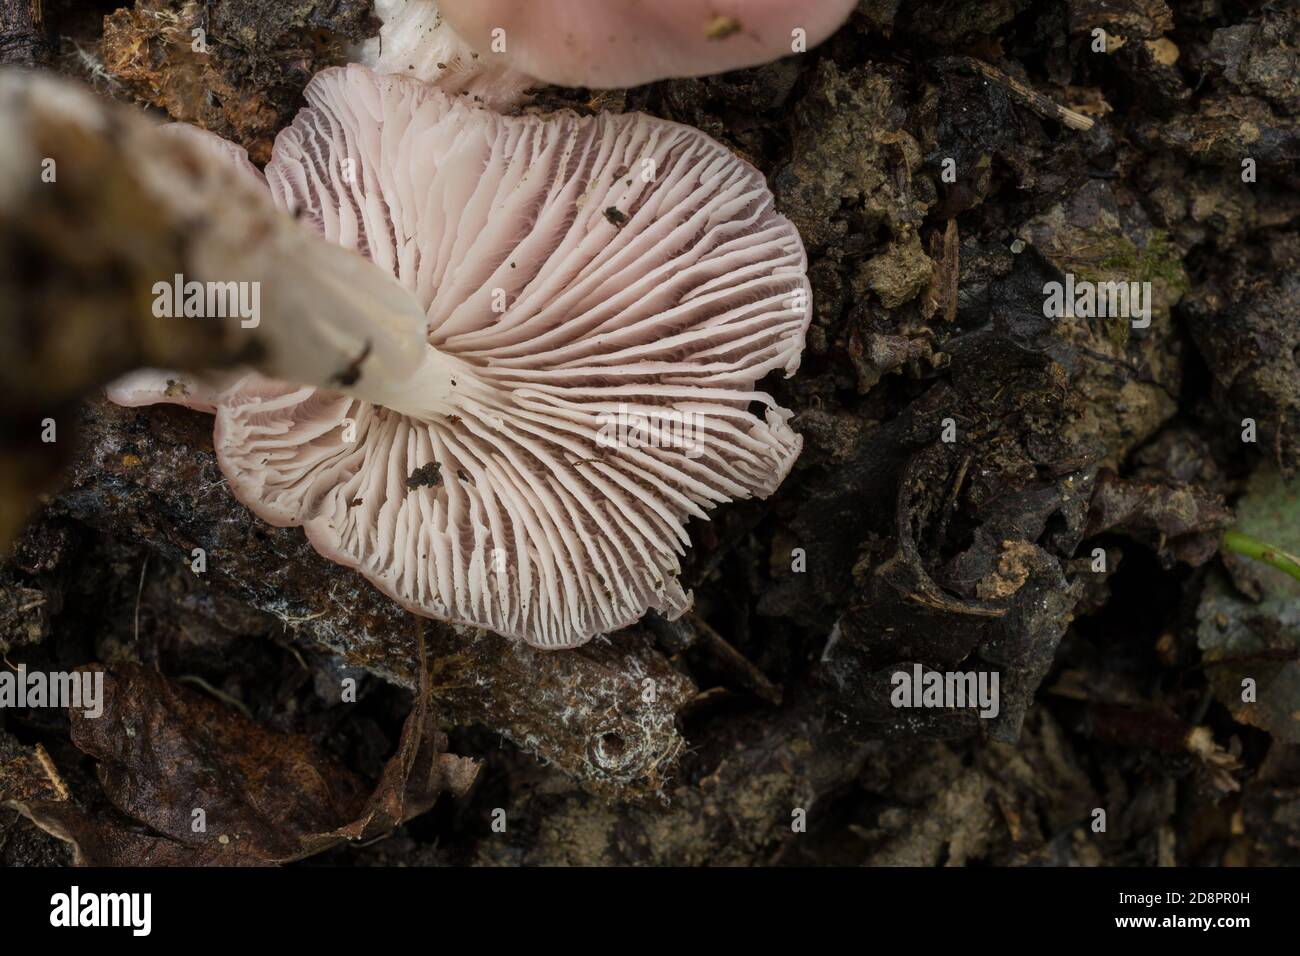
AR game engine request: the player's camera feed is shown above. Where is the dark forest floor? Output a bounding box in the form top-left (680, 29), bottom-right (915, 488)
top-left (2, 0), bottom-right (1299, 866)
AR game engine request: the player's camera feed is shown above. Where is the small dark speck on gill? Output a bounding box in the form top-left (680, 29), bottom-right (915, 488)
top-left (406, 462), bottom-right (442, 490)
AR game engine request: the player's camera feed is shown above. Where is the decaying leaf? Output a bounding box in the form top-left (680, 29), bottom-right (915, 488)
top-left (9, 633), bottom-right (477, 865)
top-left (1086, 469), bottom-right (1233, 567)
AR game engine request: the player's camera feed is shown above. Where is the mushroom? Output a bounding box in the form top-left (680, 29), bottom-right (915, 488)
top-left (362, 0), bottom-right (858, 93)
top-left (0, 69), bottom-right (427, 549)
top-left (115, 64), bottom-right (811, 648)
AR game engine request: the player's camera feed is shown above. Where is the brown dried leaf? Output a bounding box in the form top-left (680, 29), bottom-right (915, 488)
top-left (1086, 469), bottom-right (1233, 566)
top-left (9, 635), bottom-right (477, 865)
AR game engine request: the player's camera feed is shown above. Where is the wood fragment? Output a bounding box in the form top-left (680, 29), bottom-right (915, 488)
top-left (685, 613), bottom-right (783, 705)
top-left (33, 743), bottom-right (68, 802)
top-left (942, 56), bottom-right (1096, 130)
top-left (924, 219), bottom-right (960, 323)
top-left (0, 0), bottom-right (46, 67)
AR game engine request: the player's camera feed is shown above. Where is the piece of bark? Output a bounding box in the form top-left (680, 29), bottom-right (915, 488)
top-left (50, 398), bottom-right (696, 801)
top-left (936, 57), bottom-right (1096, 131)
top-left (0, 0), bottom-right (46, 67)
top-left (924, 219), bottom-right (959, 323)
top-left (102, 0), bottom-right (379, 164)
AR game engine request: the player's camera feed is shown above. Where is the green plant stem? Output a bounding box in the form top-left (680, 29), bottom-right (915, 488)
top-left (1223, 528), bottom-right (1300, 583)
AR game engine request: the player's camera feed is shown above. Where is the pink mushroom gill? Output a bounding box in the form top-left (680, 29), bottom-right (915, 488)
top-left (111, 64), bottom-right (811, 649)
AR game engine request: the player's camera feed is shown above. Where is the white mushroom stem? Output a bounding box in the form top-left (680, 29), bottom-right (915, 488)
top-left (0, 68), bottom-right (420, 418)
top-left (150, 125), bottom-right (430, 396)
top-left (344, 347), bottom-right (481, 421)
